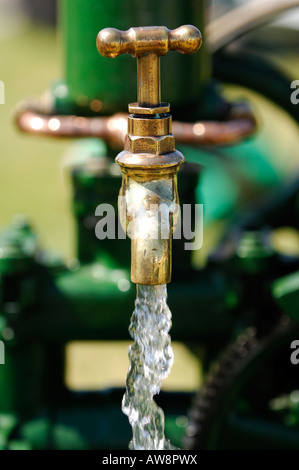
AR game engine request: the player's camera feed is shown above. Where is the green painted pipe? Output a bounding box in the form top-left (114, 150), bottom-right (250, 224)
top-left (58, 0), bottom-right (210, 115)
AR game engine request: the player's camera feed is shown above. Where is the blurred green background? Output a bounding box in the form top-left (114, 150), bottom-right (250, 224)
top-left (0, 0), bottom-right (298, 393)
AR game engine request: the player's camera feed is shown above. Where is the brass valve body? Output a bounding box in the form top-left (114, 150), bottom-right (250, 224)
top-left (97, 25), bottom-right (201, 284)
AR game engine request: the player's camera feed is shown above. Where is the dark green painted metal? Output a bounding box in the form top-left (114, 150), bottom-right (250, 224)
top-left (223, 414), bottom-right (299, 450)
top-left (0, 414), bottom-right (17, 449)
top-left (0, 344), bottom-right (45, 416)
top-left (72, 158), bottom-right (131, 267)
top-left (0, 218), bottom-right (37, 275)
top-left (0, 262), bottom-right (231, 343)
top-left (205, 322), bottom-right (299, 450)
top-left (8, 389), bottom-right (190, 450)
top-left (58, 0), bottom-right (210, 115)
top-left (0, 220), bottom-right (46, 418)
top-left (235, 231), bottom-right (275, 275)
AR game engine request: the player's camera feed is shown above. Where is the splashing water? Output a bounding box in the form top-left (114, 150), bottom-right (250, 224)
top-left (122, 284), bottom-right (176, 450)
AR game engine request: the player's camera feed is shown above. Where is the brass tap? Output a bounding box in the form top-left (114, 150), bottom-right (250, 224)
top-left (97, 25), bottom-right (202, 284)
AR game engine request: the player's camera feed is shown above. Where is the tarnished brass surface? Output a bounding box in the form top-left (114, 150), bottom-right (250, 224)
top-left (97, 25), bottom-right (202, 58)
top-left (128, 115), bottom-right (171, 137)
top-left (125, 134), bottom-right (175, 155)
top-left (116, 149), bottom-right (185, 172)
top-left (96, 25), bottom-right (202, 284)
top-left (118, 169), bottom-right (181, 285)
top-left (128, 103), bottom-right (170, 115)
top-left (137, 54), bottom-right (160, 106)
top-left (131, 235), bottom-right (172, 285)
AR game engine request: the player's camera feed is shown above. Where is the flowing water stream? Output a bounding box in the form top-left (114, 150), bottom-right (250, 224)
top-left (122, 284), bottom-right (176, 450)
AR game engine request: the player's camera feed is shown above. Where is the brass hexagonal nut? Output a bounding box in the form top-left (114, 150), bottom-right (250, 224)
top-left (125, 134), bottom-right (175, 155)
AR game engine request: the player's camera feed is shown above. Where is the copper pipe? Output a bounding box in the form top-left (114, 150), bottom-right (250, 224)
top-left (172, 117), bottom-right (256, 146)
top-left (15, 107), bottom-right (127, 149)
top-left (15, 103), bottom-right (256, 148)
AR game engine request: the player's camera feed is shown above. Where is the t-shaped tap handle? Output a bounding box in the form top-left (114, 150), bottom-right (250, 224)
top-left (97, 25), bottom-right (202, 108)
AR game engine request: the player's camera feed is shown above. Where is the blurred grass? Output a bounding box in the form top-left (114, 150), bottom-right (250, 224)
top-left (0, 24), bottom-right (74, 259)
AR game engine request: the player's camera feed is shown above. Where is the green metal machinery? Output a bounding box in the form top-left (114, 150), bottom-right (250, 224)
top-left (58, 0), bottom-right (209, 115)
top-left (0, 0), bottom-right (299, 450)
